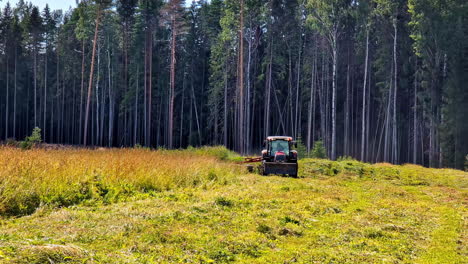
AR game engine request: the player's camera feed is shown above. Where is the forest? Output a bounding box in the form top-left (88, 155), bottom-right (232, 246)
top-left (0, 0), bottom-right (467, 169)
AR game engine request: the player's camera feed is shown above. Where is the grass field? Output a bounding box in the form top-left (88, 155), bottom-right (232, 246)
top-left (0, 147), bottom-right (466, 263)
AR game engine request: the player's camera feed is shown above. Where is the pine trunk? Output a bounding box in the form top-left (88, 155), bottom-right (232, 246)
top-left (238, 0), bottom-right (244, 153)
top-left (265, 43), bottom-right (272, 138)
top-left (191, 73), bottom-right (202, 146)
top-left (5, 56), bottom-right (9, 139)
top-left (80, 40), bottom-right (85, 143)
top-left (295, 37), bottom-right (302, 140)
top-left (246, 27), bottom-right (252, 153)
top-left (223, 60), bottom-right (228, 146)
top-left (96, 42), bottom-right (101, 145)
top-left (148, 24), bottom-right (153, 147)
top-left (34, 45), bottom-right (37, 127)
top-left (13, 50), bottom-right (17, 139)
top-left (168, 17), bottom-right (176, 149)
top-left (307, 42), bottom-right (316, 153)
top-left (134, 65), bottom-right (139, 146)
top-left (179, 70), bottom-right (186, 147)
top-left (143, 31), bottom-right (148, 146)
top-left (108, 38), bottom-right (114, 147)
top-left (413, 64), bottom-right (418, 164)
top-left (345, 63), bottom-right (350, 155)
top-left (361, 29), bottom-right (369, 161)
top-left (44, 45), bottom-right (47, 140)
top-left (84, 6), bottom-right (102, 145)
top-left (331, 32), bottom-right (337, 160)
top-left (392, 20), bottom-right (398, 164)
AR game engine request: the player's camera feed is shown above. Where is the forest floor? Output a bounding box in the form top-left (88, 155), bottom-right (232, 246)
top-left (0, 147), bottom-right (466, 263)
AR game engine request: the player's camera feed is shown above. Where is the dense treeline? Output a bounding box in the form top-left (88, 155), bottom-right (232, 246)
top-left (0, 0), bottom-right (467, 168)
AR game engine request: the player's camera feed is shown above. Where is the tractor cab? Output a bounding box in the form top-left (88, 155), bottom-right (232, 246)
top-left (262, 136), bottom-right (297, 162)
top-left (261, 136), bottom-right (298, 177)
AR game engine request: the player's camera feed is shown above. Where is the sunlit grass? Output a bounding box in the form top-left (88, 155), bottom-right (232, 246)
top-left (300, 158), bottom-right (468, 188)
top-left (0, 146), bottom-right (240, 216)
top-left (0, 147), bottom-right (466, 263)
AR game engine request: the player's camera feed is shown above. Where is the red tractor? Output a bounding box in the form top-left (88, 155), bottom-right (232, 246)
top-left (259, 136), bottom-right (298, 177)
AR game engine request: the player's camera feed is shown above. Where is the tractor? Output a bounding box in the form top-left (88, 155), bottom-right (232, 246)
top-left (241, 136), bottom-right (299, 177)
top-left (260, 136), bottom-right (298, 177)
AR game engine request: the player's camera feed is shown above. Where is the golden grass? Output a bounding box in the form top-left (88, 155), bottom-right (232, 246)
top-left (0, 146), bottom-right (240, 216)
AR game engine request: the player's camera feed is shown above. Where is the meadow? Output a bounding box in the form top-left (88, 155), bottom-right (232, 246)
top-left (0, 147), bottom-right (466, 263)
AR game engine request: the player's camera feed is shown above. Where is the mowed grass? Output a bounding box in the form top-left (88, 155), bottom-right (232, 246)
top-left (0, 147), bottom-right (466, 263)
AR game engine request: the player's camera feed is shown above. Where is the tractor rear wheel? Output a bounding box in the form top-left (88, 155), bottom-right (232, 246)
top-left (289, 165), bottom-right (298, 178)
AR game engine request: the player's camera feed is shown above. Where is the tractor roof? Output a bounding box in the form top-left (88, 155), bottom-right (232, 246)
top-left (266, 136), bottom-right (293, 141)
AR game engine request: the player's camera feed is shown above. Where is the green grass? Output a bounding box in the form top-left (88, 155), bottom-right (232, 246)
top-left (0, 147), bottom-right (466, 263)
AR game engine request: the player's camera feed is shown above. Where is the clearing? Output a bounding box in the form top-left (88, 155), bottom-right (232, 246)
top-left (0, 147), bottom-right (466, 263)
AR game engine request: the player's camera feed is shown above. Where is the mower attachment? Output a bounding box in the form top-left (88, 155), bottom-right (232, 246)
top-left (262, 162), bottom-right (298, 177)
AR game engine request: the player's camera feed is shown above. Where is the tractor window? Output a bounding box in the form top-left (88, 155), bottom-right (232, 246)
top-left (270, 140), bottom-right (289, 155)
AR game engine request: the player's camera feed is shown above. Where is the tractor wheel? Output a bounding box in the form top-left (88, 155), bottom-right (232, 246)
top-left (290, 168), bottom-right (298, 178)
top-left (291, 164), bottom-right (298, 178)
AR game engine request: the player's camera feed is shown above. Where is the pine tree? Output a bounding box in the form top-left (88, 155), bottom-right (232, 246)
top-left (83, 0), bottom-right (112, 146)
top-left (307, 0), bottom-right (352, 160)
top-left (41, 4), bottom-right (57, 141)
top-left (161, 0), bottom-right (186, 149)
top-left (117, 0), bottom-right (138, 146)
top-left (1, 3), bottom-right (14, 140)
top-left (28, 6), bottom-right (43, 128)
top-left (0, 0), bottom-right (465, 169)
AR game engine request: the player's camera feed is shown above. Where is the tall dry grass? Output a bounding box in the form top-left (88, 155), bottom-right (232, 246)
top-left (0, 146), bottom-right (240, 216)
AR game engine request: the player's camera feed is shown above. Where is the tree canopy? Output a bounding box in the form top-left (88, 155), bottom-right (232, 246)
top-left (0, 0), bottom-right (467, 168)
